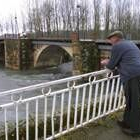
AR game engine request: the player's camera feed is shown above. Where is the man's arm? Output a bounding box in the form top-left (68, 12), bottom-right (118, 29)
top-left (106, 46), bottom-right (122, 70)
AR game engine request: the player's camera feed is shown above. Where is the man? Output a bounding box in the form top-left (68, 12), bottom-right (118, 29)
top-left (101, 31), bottom-right (140, 136)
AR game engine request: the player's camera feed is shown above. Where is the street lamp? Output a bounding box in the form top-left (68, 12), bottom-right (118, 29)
top-left (77, 5), bottom-right (81, 40)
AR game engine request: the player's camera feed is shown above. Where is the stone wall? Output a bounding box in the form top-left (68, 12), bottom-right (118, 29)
top-left (80, 41), bottom-right (100, 73)
top-left (5, 39), bottom-right (20, 70)
top-left (71, 33), bottom-right (82, 75)
top-left (4, 39), bottom-right (33, 70)
top-left (71, 32), bottom-right (100, 75)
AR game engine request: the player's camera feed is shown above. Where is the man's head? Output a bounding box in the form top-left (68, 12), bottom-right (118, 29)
top-left (107, 31), bottom-right (124, 45)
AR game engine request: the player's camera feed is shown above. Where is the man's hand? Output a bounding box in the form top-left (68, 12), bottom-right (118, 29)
top-left (101, 59), bottom-right (109, 66)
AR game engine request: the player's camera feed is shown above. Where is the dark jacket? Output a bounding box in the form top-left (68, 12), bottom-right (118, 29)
top-left (106, 40), bottom-right (140, 83)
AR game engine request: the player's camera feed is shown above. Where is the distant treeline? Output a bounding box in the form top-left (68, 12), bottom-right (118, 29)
top-left (0, 0), bottom-right (140, 40)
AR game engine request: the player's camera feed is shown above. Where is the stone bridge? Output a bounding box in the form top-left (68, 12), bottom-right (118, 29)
top-left (0, 38), bottom-right (75, 70)
top-left (0, 33), bottom-right (86, 74)
top-left (1, 34), bottom-right (140, 74)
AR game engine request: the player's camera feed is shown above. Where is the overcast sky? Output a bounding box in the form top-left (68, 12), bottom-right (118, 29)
top-left (0, 0), bottom-right (23, 19)
top-left (0, 0), bottom-right (29, 33)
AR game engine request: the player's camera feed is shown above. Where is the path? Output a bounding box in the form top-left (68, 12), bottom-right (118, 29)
top-left (57, 110), bottom-right (140, 140)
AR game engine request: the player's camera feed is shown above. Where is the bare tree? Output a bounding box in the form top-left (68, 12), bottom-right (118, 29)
top-left (0, 0), bottom-right (138, 40)
top-left (0, 23), bottom-right (3, 35)
top-left (9, 15), bottom-right (15, 34)
top-left (5, 22), bottom-right (10, 34)
top-left (41, 0), bottom-right (53, 37)
top-left (78, 0), bottom-right (89, 38)
top-left (104, 0), bottom-right (112, 36)
top-left (92, 0), bottom-right (101, 39)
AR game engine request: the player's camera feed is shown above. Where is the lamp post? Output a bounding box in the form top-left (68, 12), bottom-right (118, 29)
top-left (77, 5), bottom-right (81, 40)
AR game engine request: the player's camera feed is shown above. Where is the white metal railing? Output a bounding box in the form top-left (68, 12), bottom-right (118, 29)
top-left (0, 69), bottom-right (125, 140)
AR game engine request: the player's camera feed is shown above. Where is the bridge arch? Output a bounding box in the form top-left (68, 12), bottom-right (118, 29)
top-left (34, 45), bottom-right (73, 68)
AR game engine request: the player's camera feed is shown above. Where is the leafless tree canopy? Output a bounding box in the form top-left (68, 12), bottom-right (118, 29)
top-left (0, 0), bottom-right (140, 39)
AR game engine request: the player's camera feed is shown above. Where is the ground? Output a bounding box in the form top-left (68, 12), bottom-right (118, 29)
top-left (57, 110), bottom-right (140, 140)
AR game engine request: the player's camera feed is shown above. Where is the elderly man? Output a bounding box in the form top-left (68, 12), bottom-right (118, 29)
top-left (101, 31), bottom-right (140, 136)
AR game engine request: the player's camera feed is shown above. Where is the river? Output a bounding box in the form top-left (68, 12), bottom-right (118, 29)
top-left (0, 62), bottom-right (74, 124)
top-left (0, 63), bottom-right (72, 92)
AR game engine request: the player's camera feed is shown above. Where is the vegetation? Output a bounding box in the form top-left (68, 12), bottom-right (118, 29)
top-left (80, 42), bottom-right (100, 73)
top-left (0, 103), bottom-right (96, 140)
top-left (0, 0), bottom-right (140, 40)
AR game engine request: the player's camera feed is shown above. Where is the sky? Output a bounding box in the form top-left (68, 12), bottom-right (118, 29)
top-left (0, 0), bottom-right (23, 19)
top-left (0, 0), bottom-right (28, 33)
top-left (0, 0), bottom-right (45, 33)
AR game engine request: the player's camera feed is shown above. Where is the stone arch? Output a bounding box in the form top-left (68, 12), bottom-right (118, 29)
top-left (34, 45), bottom-right (73, 67)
